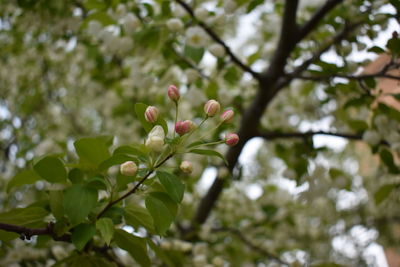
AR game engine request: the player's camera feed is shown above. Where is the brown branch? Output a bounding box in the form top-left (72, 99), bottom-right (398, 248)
top-left (97, 153), bottom-right (174, 219)
top-left (174, 0), bottom-right (260, 79)
top-left (258, 130), bottom-right (363, 141)
top-left (294, 72), bottom-right (400, 82)
top-left (287, 21), bottom-right (361, 80)
top-left (212, 227), bottom-right (289, 266)
top-left (0, 222), bottom-right (71, 242)
top-left (297, 0), bottom-right (344, 41)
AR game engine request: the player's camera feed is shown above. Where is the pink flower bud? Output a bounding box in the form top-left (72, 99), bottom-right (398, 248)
top-left (180, 161), bottom-right (193, 174)
top-left (204, 99), bottom-right (220, 117)
top-left (144, 106), bottom-right (159, 123)
top-left (225, 133), bottom-right (239, 146)
top-left (221, 109), bottom-right (234, 123)
top-left (175, 120), bottom-right (194, 136)
top-left (168, 85), bottom-right (180, 101)
top-left (120, 161), bottom-right (138, 176)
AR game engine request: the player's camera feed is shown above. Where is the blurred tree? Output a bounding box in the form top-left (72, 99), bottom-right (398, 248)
top-left (1, 0), bottom-right (400, 266)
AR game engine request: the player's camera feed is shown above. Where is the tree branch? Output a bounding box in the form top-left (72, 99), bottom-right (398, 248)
top-left (297, 0), bottom-right (344, 41)
top-left (212, 227), bottom-right (289, 266)
top-left (258, 130), bottom-right (362, 141)
top-left (174, 0), bottom-right (260, 79)
top-left (0, 222), bottom-right (71, 242)
top-left (97, 153), bottom-right (174, 219)
top-left (261, 0), bottom-right (300, 80)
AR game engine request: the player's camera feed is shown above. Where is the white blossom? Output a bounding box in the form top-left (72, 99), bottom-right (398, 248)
top-left (166, 18), bottom-right (184, 31)
top-left (362, 130), bottom-right (381, 146)
top-left (185, 26), bottom-right (208, 47)
top-left (208, 43), bottom-right (225, 57)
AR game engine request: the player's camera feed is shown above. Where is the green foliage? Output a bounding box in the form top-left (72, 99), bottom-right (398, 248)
top-left (71, 223), bottom-right (97, 251)
top-left (96, 218), bottom-right (114, 245)
top-left (34, 156), bottom-right (67, 183)
top-left (0, 207), bottom-right (48, 228)
top-left (63, 184), bottom-right (98, 225)
top-left (157, 171), bottom-right (185, 203)
top-left (145, 193), bottom-right (176, 235)
top-left (7, 170), bottom-right (42, 192)
top-left (74, 137), bottom-right (112, 168)
top-left (114, 229), bottom-right (150, 267)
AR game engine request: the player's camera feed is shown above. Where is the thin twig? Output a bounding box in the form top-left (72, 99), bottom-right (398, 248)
top-left (97, 153), bottom-right (174, 219)
top-left (174, 0), bottom-right (260, 79)
top-left (212, 227), bottom-right (289, 266)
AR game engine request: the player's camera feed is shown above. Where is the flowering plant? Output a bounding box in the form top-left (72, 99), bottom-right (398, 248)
top-left (1, 85), bottom-right (237, 266)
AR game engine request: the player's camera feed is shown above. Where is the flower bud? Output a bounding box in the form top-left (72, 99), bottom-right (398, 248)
top-left (204, 99), bottom-right (220, 117)
top-left (225, 133), bottom-right (239, 146)
top-left (120, 161), bottom-right (138, 176)
top-left (209, 43), bottom-right (225, 58)
top-left (175, 120), bottom-right (194, 136)
top-left (168, 85), bottom-right (180, 101)
top-left (166, 18), bottom-right (184, 31)
top-left (180, 161), bottom-right (193, 174)
top-left (145, 136), bottom-right (164, 151)
top-left (144, 106), bottom-right (159, 123)
top-left (149, 125), bottom-right (165, 139)
top-left (220, 109), bottom-right (234, 123)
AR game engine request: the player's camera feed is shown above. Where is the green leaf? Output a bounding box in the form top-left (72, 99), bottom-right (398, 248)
top-left (379, 148), bottom-right (400, 174)
top-left (85, 176), bottom-right (108, 190)
top-left (82, 12), bottom-right (116, 28)
top-left (7, 170), bottom-right (42, 192)
top-left (0, 207), bottom-right (48, 227)
top-left (114, 229), bottom-right (150, 267)
top-left (145, 194), bottom-right (175, 235)
top-left (184, 45), bottom-right (204, 64)
top-left (71, 224), bottom-right (96, 251)
top-left (96, 218), bottom-right (114, 245)
top-left (102, 206), bottom-right (124, 225)
top-left (0, 230), bottom-right (19, 242)
top-left (125, 203), bottom-right (155, 233)
top-left (347, 120), bottom-right (368, 133)
top-left (247, 0), bottom-right (264, 13)
top-left (223, 66), bottom-right (240, 85)
top-left (367, 46), bottom-right (385, 54)
top-left (99, 154), bottom-right (137, 171)
top-left (74, 137), bottom-right (111, 166)
top-left (67, 253), bottom-right (117, 267)
top-left (63, 184), bottom-right (98, 225)
top-left (33, 156), bottom-right (67, 183)
top-left (113, 145), bottom-right (147, 158)
top-left (189, 149), bottom-right (227, 164)
top-left (157, 171), bottom-right (185, 203)
top-left (49, 190), bottom-right (64, 220)
top-left (374, 184), bottom-right (397, 205)
top-left (68, 168), bottom-right (84, 184)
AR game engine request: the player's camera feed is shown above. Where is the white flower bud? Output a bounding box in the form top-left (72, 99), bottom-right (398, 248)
top-left (186, 26), bottom-right (207, 48)
top-left (120, 161), bottom-right (138, 176)
top-left (194, 7), bottom-right (208, 21)
top-left (224, 0), bottom-right (237, 13)
top-left (122, 13), bottom-right (140, 35)
top-left (87, 20), bottom-right (102, 37)
top-left (180, 161), bottom-right (193, 173)
top-left (362, 130), bottom-right (381, 146)
top-left (166, 18), bottom-right (184, 31)
top-left (149, 125), bottom-right (165, 139)
top-left (145, 136), bottom-right (164, 151)
top-left (209, 43), bottom-right (225, 57)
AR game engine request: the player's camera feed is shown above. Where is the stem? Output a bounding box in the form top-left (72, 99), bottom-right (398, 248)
top-left (190, 140), bottom-right (225, 149)
top-left (198, 120), bottom-right (223, 140)
top-left (173, 101), bottom-right (179, 138)
top-left (97, 153), bottom-right (174, 219)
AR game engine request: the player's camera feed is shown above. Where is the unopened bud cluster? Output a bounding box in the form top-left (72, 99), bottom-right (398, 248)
top-left (120, 84), bottom-right (239, 175)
